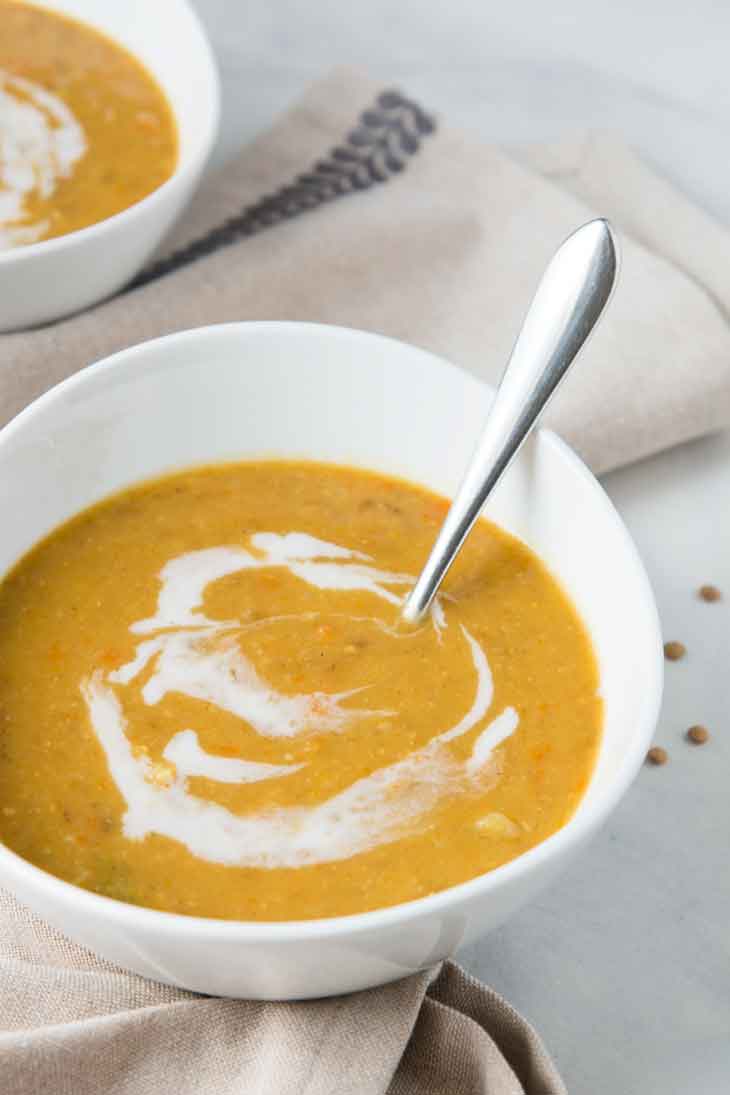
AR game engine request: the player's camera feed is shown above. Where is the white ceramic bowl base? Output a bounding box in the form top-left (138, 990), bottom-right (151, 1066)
top-left (0, 323), bottom-right (663, 998)
top-left (0, 0), bottom-right (219, 331)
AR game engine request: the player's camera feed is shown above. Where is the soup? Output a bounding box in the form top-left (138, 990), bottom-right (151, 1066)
top-left (0, 462), bottom-right (601, 920)
top-left (0, 1), bottom-right (177, 248)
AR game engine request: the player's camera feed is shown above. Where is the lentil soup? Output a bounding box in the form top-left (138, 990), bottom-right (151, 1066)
top-left (0, 1), bottom-right (177, 248)
top-left (0, 462), bottom-right (602, 920)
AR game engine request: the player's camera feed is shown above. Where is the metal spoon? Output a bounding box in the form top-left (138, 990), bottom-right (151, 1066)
top-left (401, 217), bottom-right (619, 624)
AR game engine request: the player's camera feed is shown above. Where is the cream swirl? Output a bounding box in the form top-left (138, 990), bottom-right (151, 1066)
top-left (0, 70), bottom-right (86, 249)
top-left (81, 534), bottom-right (518, 868)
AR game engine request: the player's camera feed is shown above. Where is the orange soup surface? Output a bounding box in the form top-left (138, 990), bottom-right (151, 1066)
top-left (0, 462), bottom-right (602, 919)
top-left (0, 1), bottom-right (177, 248)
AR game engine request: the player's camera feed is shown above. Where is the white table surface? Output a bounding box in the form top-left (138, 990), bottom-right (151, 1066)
top-left (192, 3), bottom-right (730, 1089)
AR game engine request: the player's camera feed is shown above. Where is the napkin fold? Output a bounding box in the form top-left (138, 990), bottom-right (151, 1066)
top-left (0, 892), bottom-right (565, 1095)
top-left (3, 67), bottom-right (730, 1094)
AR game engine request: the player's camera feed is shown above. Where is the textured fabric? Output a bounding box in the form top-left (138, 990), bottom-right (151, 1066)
top-left (2, 67), bottom-right (728, 1093)
top-left (0, 890), bottom-right (566, 1095)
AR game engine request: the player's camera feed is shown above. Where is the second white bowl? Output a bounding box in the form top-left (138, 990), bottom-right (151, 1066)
top-left (0, 0), bottom-right (220, 331)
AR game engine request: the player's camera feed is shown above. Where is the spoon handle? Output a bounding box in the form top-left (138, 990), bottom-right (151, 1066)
top-left (401, 218), bottom-right (619, 623)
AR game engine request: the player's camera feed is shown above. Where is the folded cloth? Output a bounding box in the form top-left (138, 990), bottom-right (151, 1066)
top-left (2, 66), bottom-right (728, 1094)
top-left (0, 890), bottom-right (565, 1095)
top-left (2, 69), bottom-right (730, 472)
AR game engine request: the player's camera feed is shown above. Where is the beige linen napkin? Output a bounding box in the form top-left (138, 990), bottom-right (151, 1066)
top-left (3, 70), bottom-right (730, 470)
top-left (0, 892), bottom-right (564, 1095)
top-left (2, 67), bottom-right (730, 1094)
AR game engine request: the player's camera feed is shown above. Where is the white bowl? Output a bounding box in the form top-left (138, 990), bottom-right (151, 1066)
top-left (0, 322), bottom-right (663, 998)
top-left (0, 0), bottom-right (220, 331)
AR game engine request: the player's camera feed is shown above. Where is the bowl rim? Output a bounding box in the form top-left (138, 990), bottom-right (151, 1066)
top-left (0, 0), bottom-right (221, 267)
top-left (0, 321), bottom-right (665, 941)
